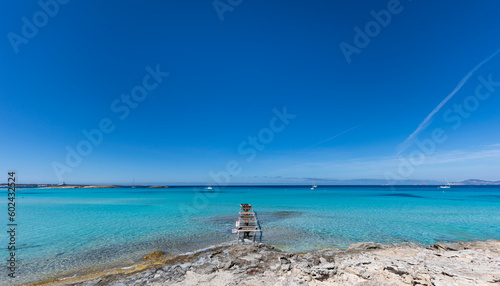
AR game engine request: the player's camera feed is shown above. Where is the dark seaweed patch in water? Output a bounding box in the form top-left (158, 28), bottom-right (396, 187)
top-left (474, 195), bottom-right (500, 200)
top-left (257, 211), bottom-right (302, 222)
top-left (200, 211), bottom-right (302, 226)
top-left (16, 244), bottom-right (42, 250)
top-left (193, 214), bottom-right (235, 225)
top-left (378, 193), bottom-right (425, 198)
top-left (125, 190), bottom-right (231, 194)
top-left (269, 211), bottom-right (302, 218)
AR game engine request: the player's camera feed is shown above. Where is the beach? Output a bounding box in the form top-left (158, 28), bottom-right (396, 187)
top-left (33, 239), bottom-right (500, 285)
top-left (3, 186), bottom-right (500, 285)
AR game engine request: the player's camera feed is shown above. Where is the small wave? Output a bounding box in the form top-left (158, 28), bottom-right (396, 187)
top-left (180, 241), bottom-right (235, 256)
top-left (121, 265), bottom-right (137, 270)
top-left (58, 274), bottom-right (77, 280)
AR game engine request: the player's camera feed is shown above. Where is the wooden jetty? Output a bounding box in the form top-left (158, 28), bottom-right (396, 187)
top-left (235, 204), bottom-right (262, 242)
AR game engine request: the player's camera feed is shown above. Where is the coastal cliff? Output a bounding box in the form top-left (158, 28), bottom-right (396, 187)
top-left (38, 239), bottom-right (500, 286)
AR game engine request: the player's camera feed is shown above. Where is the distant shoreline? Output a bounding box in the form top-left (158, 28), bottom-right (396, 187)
top-left (2, 183), bottom-right (500, 189)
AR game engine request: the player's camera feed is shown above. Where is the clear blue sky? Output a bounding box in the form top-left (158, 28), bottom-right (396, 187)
top-left (1, 0), bottom-right (500, 184)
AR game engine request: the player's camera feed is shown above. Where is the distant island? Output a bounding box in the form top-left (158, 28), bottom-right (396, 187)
top-left (49, 185), bottom-right (120, 189)
top-left (1, 179), bottom-right (500, 188)
top-left (450, 179), bottom-right (500, 186)
top-left (46, 185), bottom-right (169, 189)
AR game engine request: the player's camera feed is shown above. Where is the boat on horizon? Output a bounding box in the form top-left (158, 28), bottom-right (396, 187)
top-left (438, 177), bottom-right (451, 189)
top-left (311, 179), bottom-right (317, 190)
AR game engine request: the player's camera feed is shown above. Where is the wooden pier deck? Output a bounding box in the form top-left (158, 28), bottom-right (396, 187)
top-left (235, 204), bottom-right (262, 242)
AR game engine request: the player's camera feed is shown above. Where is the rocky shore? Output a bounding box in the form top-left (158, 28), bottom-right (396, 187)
top-left (37, 240), bottom-right (500, 286)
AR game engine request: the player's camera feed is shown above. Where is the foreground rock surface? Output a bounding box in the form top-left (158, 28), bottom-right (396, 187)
top-left (51, 240), bottom-right (500, 286)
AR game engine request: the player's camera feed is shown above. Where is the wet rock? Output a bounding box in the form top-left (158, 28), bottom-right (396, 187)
top-left (200, 263), bottom-right (217, 274)
top-left (80, 279), bottom-right (102, 286)
top-left (430, 241), bottom-right (459, 251)
top-left (179, 262), bottom-right (192, 271)
top-left (142, 250), bottom-right (164, 261)
top-left (161, 265), bottom-right (171, 271)
top-left (348, 242), bottom-right (382, 250)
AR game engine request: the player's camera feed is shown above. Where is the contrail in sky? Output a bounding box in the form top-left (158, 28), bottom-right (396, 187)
top-left (301, 117), bottom-right (377, 152)
top-left (301, 125), bottom-right (360, 151)
top-left (397, 48), bottom-right (500, 155)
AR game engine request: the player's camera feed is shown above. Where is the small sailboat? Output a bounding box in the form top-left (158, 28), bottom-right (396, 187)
top-left (438, 177), bottom-right (451, 189)
top-left (131, 178), bottom-right (136, 189)
top-left (311, 179), bottom-right (317, 190)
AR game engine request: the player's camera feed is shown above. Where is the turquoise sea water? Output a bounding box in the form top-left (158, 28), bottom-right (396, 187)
top-left (1, 186), bottom-right (500, 285)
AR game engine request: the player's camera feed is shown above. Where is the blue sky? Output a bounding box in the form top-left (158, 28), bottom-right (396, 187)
top-left (1, 0), bottom-right (500, 184)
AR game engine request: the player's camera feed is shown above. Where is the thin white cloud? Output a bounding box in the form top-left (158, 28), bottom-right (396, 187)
top-left (397, 48), bottom-right (500, 154)
top-left (274, 145), bottom-right (500, 180)
top-left (423, 148), bottom-right (500, 165)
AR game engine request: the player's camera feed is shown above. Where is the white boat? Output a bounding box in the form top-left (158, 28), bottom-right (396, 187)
top-left (311, 179), bottom-right (317, 190)
top-left (131, 178), bottom-right (136, 188)
top-left (438, 177), bottom-right (451, 189)
top-left (207, 186), bottom-right (213, 190)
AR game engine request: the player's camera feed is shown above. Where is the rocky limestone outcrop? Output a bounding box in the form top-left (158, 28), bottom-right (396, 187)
top-left (62, 240), bottom-right (500, 286)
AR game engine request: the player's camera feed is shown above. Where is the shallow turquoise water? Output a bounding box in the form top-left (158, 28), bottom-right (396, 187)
top-left (1, 186), bottom-right (499, 285)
